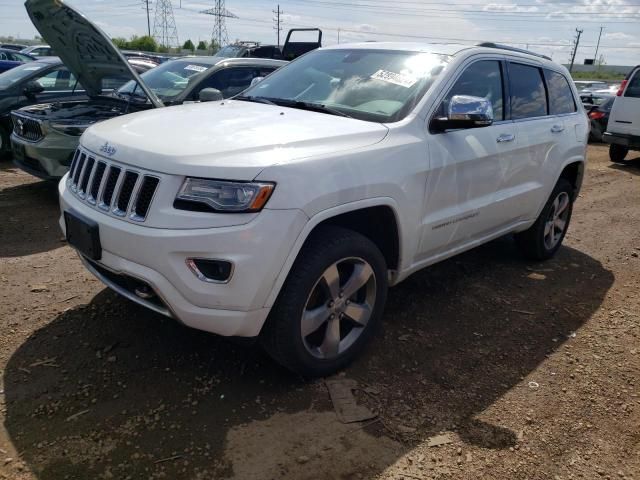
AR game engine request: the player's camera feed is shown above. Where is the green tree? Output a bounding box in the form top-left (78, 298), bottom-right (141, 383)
top-left (128, 35), bottom-right (158, 52)
top-left (196, 40), bottom-right (208, 51)
top-left (209, 40), bottom-right (221, 53)
top-left (182, 39), bottom-right (195, 51)
top-left (112, 37), bottom-right (129, 49)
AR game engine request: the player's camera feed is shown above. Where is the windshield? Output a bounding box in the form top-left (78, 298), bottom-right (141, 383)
top-left (214, 45), bottom-right (247, 58)
top-left (241, 48), bottom-right (449, 122)
top-left (117, 59), bottom-right (212, 101)
top-left (0, 61), bottom-right (47, 89)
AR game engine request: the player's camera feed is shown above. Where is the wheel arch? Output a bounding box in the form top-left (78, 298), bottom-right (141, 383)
top-left (263, 197), bottom-right (403, 308)
top-left (558, 160), bottom-right (585, 200)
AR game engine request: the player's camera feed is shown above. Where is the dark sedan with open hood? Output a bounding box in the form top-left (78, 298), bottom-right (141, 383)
top-left (11, 0), bottom-right (284, 180)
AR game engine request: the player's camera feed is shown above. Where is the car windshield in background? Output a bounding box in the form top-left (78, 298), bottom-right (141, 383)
top-left (214, 45), bottom-right (246, 58)
top-left (241, 49), bottom-right (450, 122)
top-left (0, 61), bottom-right (46, 89)
top-left (117, 59), bottom-right (212, 101)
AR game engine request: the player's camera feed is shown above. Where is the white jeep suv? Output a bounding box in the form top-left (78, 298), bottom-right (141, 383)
top-left (603, 64), bottom-right (640, 162)
top-left (59, 42), bottom-right (588, 376)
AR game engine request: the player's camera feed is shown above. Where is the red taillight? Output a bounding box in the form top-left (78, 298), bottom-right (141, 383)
top-left (616, 79), bottom-right (628, 96)
top-left (589, 111), bottom-right (606, 120)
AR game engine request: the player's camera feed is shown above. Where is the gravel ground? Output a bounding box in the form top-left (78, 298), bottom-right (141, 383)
top-left (0, 144), bottom-right (639, 480)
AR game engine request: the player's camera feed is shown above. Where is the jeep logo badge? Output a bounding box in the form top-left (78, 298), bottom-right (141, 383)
top-left (99, 142), bottom-right (117, 156)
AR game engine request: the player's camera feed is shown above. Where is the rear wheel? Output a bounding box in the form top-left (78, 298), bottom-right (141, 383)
top-left (609, 144), bottom-right (629, 163)
top-left (261, 226), bottom-right (388, 377)
top-left (515, 178), bottom-right (574, 261)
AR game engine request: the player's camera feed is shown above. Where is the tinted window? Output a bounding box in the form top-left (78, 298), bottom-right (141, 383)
top-left (199, 66), bottom-right (277, 98)
top-left (544, 69), bottom-right (576, 114)
top-left (0, 61), bottom-right (47, 89)
top-left (624, 70), bottom-right (640, 98)
top-left (509, 63), bottom-right (547, 119)
top-left (443, 60), bottom-right (504, 121)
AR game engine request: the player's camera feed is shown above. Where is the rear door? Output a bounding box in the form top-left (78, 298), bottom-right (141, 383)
top-left (608, 67), bottom-right (640, 136)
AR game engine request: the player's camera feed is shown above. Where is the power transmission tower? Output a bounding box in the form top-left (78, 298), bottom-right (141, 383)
top-left (152, 0), bottom-right (179, 48)
top-left (568, 27), bottom-right (583, 73)
top-left (273, 4), bottom-right (283, 48)
top-left (141, 0), bottom-right (151, 37)
top-left (200, 1), bottom-right (238, 49)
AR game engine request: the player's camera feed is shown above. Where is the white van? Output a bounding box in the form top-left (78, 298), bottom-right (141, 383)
top-left (603, 65), bottom-right (640, 162)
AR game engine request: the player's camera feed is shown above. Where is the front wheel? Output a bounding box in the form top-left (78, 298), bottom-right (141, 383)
top-left (261, 226), bottom-right (388, 377)
top-left (515, 178), bottom-right (574, 261)
top-left (609, 144), bottom-right (629, 163)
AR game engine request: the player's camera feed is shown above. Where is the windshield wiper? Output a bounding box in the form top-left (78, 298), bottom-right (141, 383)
top-left (277, 100), bottom-right (353, 118)
top-left (234, 95), bottom-right (278, 106)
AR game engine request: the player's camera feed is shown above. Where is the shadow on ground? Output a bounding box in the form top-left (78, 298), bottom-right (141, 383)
top-left (0, 174), bottom-right (61, 257)
top-left (609, 154), bottom-right (640, 175)
top-left (3, 238), bottom-right (614, 479)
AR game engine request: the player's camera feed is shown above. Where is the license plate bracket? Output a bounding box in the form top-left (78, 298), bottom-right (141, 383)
top-left (64, 210), bottom-right (102, 260)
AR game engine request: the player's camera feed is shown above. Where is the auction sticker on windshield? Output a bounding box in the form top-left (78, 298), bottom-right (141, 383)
top-left (371, 69), bottom-right (417, 88)
top-left (184, 65), bottom-right (207, 72)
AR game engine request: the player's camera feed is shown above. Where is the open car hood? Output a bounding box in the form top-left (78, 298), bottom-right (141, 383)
top-left (24, 0), bottom-right (162, 107)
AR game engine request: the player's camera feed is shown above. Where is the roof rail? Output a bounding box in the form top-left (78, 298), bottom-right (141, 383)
top-left (477, 42), bottom-right (552, 61)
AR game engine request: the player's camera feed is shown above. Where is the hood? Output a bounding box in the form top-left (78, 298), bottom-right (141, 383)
top-left (24, 0), bottom-right (162, 107)
top-left (80, 100), bottom-right (389, 180)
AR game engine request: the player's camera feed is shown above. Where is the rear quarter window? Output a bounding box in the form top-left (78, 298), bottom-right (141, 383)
top-left (544, 69), bottom-right (576, 114)
top-left (624, 70), bottom-right (640, 98)
top-left (508, 63), bottom-right (547, 119)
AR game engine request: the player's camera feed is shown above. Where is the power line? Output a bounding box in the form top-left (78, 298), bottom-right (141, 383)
top-left (152, 0), bottom-right (179, 48)
top-left (200, 0), bottom-right (238, 48)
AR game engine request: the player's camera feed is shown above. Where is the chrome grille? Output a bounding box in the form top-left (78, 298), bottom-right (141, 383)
top-left (11, 113), bottom-right (44, 142)
top-left (67, 147), bottom-right (160, 222)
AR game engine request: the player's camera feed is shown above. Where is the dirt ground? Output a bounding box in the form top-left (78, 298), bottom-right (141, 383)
top-left (0, 144), bottom-right (638, 480)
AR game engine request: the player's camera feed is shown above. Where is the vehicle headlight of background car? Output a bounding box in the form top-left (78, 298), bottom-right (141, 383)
top-left (175, 178), bottom-right (275, 213)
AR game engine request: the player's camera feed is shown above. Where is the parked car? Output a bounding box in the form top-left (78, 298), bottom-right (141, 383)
top-left (11, 3), bottom-right (284, 181)
top-left (121, 50), bottom-right (170, 65)
top-left (580, 92), bottom-right (612, 111)
top-left (587, 96), bottom-right (614, 142)
top-left (0, 44), bottom-right (28, 51)
top-left (20, 44), bottom-right (55, 57)
top-left (603, 65), bottom-right (640, 162)
top-left (215, 28), bottom-right (322, 60)
top-left (0, 48), bottom-right (35, 74)
top-left (59, 37), bottom-right (588, 376)
top-left (0, 57), bottom-right (87, 158)
top-left (574, 80), bottom-right (608, 93)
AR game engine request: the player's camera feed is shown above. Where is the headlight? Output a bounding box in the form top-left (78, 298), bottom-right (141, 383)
top-left (175, 178), bottom-right (275, 213)
top-left (50, 123), bottom-right (92, 136)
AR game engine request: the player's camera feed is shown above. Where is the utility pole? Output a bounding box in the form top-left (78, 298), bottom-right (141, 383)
top-left (152, 0), bottom-right (179, 48)
top-left (143, 0), bottom-right (151, 37)
top-left (569, 27), bottom-right (583, 73)
top-left (337, 28), bottom-right (340, 44)
top-left (200, 1), bottom-right (238, 49)
top-left (273, 4), bottom-right (283, 48)
top-left (594, 26), bottom-right (605, 66)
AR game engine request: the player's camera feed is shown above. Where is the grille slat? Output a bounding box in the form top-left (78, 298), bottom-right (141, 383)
top-left (115, 171), bottom-right (139, 214)
top-left (11, 113), bottom-right (44, 142)
top-left (89, 162), bottom-right (107, 203)
top-left (66, 148), bottom-right (159, 222)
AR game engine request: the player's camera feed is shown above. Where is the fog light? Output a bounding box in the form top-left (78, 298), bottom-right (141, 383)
top-left (186, 258), bottom-right (233, 283)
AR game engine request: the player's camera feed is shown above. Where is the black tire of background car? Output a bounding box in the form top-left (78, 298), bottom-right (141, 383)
top-left (609, 144), bottom-right (629, 163)
top-left (261, 225), bottom-right (388, 377)
top-left (515, 178), bottom-right (574, 261)
top-left (0, 125), bottom-right (10, 159)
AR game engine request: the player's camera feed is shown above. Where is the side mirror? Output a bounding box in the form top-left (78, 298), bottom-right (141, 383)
top-left (23, 80), bottom-right (44, 98)
top-left (199, 88), bottom-right (223, 102)
top-left (249, 76), bottom-right (264, 87)
top-left (432, 95), bottom-right (493, 132)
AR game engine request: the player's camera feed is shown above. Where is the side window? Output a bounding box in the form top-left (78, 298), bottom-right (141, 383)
top-left (624, 70), bottom-right (640, 98)
top-left (0, 52), bottom-right (8, 60)
top-left (544, 69), bottom-right (576, 115)
top-left (442, 60), bottom-right (504, 121)
top-left (33, 68), bottom-right (78, 91)
top-left (196, 67), bottom-right (275, 99)
top-left (509, 63), bottom-right (547, 119)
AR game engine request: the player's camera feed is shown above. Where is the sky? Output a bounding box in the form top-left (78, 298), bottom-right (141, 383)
top-left (0, 0), bottom-right (638, 65)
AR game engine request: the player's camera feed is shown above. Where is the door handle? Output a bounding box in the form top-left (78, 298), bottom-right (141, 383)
top-left (551, 124), bottom-right (565, 133)
top-left (496, 133), bottom-right (515, 143)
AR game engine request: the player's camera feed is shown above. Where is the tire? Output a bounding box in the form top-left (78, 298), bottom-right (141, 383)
top-left (0, 125), bottom-right (10, 160)
top-left (515, 178), bottom-right (574, 261)
top-left (609, 144), bottom-right (629, 163)
top-left (261, 225), bottom-right (388, 377)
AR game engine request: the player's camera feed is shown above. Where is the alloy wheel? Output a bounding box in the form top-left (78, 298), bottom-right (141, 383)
top-left (543, 191), bottom-right (570, 250)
